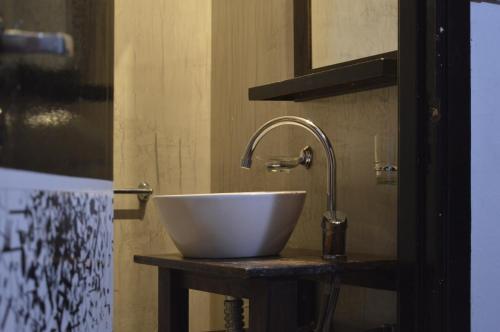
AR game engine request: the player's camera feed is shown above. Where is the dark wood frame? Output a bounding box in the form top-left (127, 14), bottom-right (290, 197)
top-left (293, 0), bottom-right (312, 77)
top-left (158, 268), bottom-right (299, 332)
top-left (398, 0), bottom-right (470, 331)
top-left (135, 251), bottom-right (398, 331)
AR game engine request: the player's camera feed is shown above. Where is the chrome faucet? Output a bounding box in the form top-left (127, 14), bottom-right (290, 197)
top-left (241, 116), bottom-right (347, 260)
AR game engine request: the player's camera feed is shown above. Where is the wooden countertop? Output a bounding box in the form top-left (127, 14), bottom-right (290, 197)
top-left (134, 249), bottom-right (397, 290)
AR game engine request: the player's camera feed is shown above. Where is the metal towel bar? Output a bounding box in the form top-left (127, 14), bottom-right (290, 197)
top-left (113, 182), bottom-right (153, 202)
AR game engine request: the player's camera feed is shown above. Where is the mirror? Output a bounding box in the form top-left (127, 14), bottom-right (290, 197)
top-left (310, 0), bottom-right (398, 69)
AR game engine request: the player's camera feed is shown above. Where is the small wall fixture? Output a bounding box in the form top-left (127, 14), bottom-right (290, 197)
top-left (113, 182), bottom-right (153, 202)
top-left (374, 134), bottom-right (398, 185)
top-left (265, 146), bottom-right (313, 173)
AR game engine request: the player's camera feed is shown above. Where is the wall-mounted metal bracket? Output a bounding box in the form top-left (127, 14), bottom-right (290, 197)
top-left (265, 145), bottom-right (313, 173)
top-left (114, 182), bottom-right (153, 202)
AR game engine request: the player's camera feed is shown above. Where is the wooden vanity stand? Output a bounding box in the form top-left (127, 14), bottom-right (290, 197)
top-left (134, 249), bottom-right (396, 332)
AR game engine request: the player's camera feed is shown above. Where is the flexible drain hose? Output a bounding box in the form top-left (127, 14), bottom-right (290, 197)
top-left (315, 275), bottom-right (341, 332)
top-left (223, 276), bottom-right (340, 332)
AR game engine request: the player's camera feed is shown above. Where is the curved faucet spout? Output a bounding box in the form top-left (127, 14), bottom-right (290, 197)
top-left (240, 116), bottom-right (336, 215)
top-left (241, 116), bottom-right (347, 260)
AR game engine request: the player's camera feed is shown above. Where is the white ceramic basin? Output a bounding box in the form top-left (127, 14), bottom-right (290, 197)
top-left (153, 191), bottom-right (306, 258)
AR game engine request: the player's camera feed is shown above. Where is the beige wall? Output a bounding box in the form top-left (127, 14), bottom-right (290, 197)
top-left (113, 1), bottom-right (221, 331)
top-left (211, 0), bottom-right (397, 330)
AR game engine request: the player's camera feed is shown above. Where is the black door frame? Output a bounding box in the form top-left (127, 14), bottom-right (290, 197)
top-left (398, 1), bottom-right (471, 331)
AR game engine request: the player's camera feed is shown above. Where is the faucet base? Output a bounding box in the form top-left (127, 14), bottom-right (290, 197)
top-left (322, 253), bottom-right (347, 262)
top-left (322, 211), bottom-right (348, 260)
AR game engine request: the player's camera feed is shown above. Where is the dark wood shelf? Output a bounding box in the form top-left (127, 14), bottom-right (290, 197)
top-left (134, 248), bottom-right (397, 291)
top-left (249, 51), bottom-right (398, 102)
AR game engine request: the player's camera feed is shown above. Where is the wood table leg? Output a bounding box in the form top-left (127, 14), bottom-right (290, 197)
top-left (298, 280), bottom-right (317, 329)
top-left (158, 268), bottom-right (188, 332)
top-left (249, 279), bottom-right (298, 332)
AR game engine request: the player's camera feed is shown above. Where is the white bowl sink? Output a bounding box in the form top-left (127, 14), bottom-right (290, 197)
top-left (153, 191), bottom-right (306, 258)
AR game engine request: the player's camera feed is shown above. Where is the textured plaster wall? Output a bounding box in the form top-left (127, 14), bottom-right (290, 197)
top-left (211, 1), bottom-right (398, 330)
top-left (113, 1), bottom-right (221, 331)
top-left (113, 0), bottom-right (398, 330)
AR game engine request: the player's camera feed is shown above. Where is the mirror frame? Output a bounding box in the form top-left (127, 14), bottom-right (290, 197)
top-left (293, 0), bottom-right (312, 77)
